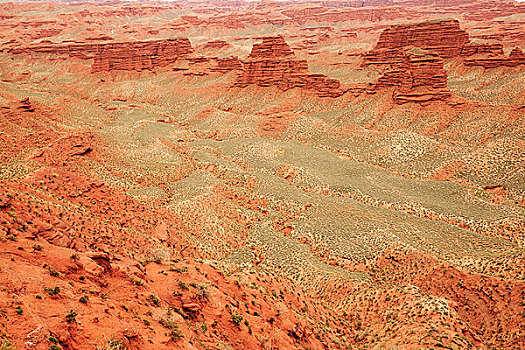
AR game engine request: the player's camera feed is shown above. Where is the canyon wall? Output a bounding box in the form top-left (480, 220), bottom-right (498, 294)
top-left (371, 49), bottom-right (451, 104)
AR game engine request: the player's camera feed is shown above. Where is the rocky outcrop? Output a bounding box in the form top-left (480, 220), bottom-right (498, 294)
top-left (460, 43), bottom-right (504, 57)
top-left (464, 47), bottom-right (525, 68)
top-left (362, 48), bottom-right (406, 66)
top-left (373, 19), bottom-right (470, 58)
top-left (363, 19), bottom-right (470, 66)
top-left (91, 39), bottom-right (193, 73)
top-left (201, 40), bottom-right (231, 51)
top-left (363, 19), bottom-right (522, 104)
top-left (8, 42), bottom-right (101, 58)
top-left (248, 35), bottom-right (295, 59)
top-left (8, 39), bottom-right (194, 73)
top-left (363, 19), bottom-right (523, 71)
top-left (370, 49), bottom-right (451, 104)
top-left (210, 56), bottom-right (243, 72)
top-left (235, 35), bottom-right (346, 97)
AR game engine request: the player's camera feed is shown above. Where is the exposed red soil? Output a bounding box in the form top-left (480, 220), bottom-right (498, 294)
top-left (0, 0), bottom-right (524, 349)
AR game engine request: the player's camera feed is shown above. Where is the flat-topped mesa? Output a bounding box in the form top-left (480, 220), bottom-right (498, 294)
top-left (375, 19), bottom-right (470, 58)
top-left (8, 42), bottom-right (103, 58)
top-left (464, 47), bottom-right (525, 68)
top-left (248, 35), bottom-right (295, 59)
top-left (91, 38), bottom-right (193, 73)
top-left (7, 38), bottom-right (193, 72)
top-left (236, 35), bottom-right (346, 98)
top-left (362, 19), bottom-right (523, 70)
top-left (363, 19), bottom-right (470, 66)
top-left (371, 49), bottom-right (451, 104)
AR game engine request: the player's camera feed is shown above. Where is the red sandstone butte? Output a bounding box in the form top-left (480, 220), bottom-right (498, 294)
top-left (235, 35), bottom-right (346, 97)
top-left (363, 19), bottom-right (470, 65)
top-left (374, 19), bottom-right (470, 58)
top-left (363, 18), bottom-right (523, 70)
top-left (371, 49), bottom-right (452, 104)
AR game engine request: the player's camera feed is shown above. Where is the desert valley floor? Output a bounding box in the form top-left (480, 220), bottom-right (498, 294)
top-left (0, 0), bottom-right (524, 349)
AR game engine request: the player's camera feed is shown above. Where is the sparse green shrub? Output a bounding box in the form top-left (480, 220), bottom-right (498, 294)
top-left (97, 339), bottom-right (124, 350)
top-left (170, 266), bottom-right (187, 273)
top-left (0, 335), bottom-right (15, 350)
top-left (169, 327), bottom-right (184, 342)
top-left (194, 284), bottom-right (209, 300)
top-left (48, 266), bottom-right (59, 277)
top-left (45, 286), bottom-right (60, 296)
top-left (129, 277), bottom-right (144, 287)
top-left (147, 294), bottom-right (160, 307)
top-left (178, 280), bottom-right (188, 290)
top-left (65, 310), bottom-right (78, 323)
top-left (159, 318), bottom-right (184, 342)
top-left (231, 314), bottom-right (243, 326)
top-left (49, 336), bottom-right (58, 343)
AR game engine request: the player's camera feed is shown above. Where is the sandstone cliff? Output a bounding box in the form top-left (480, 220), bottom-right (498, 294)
top-left (8, 38), bottom-right (194, 73)
top-left (235, 35), bottom-right (346, 97)
top-left (370, 49), bottom-right (452, 104)
top-left (363, 19), bottom-right (470, 66)
top-left (464, 47), bottom-right (525, 68)
top-left (363, 19), bottom-right (523, 70)
top-left (91, 39), bottom-right (193, 73)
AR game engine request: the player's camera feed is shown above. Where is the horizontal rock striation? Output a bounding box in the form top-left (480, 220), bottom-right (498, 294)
top-left (90, 39), bottom-right (193, 73)
top-left (363, 19), bottom-right (524, 103)
top-left (235, 35), bottom-right (346, 97)
top-left (8, 38), bottom-right (194, 72)
top-left (373, 19), bottom-right (470, 59)
top-left (464, 47), bottom-right (525, 68)
top-left (363, 19), bottom-right (523, 70)
top-left (201, 40), bottom-right (231, 51)
top-left (362, 19), bottom-right (472, 66)
top-left (370, 49), bottom-right (452, 104)
top-left (460, 43), bottom-right (504, 57)
top-left (210, 56), bottom-right (243, 72)
top-left (248, 35), bottom-right (295, 59)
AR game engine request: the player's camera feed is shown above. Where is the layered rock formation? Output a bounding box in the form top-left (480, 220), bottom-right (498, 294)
top-left (363, 19), bottom-right (524, 70)
top-left (363, 19), bottom-right (470, 66)
top-left (91, 39), bottom-right (193, 73)
top-left (235, 35), bottom-right (346, 97)
top-left (201, 40), bottom-right (231, 51)
top-left (363, 18), bottom-right (524, 104)
top-left (371, 49), bottom-right (452, 104)
top-left (8, 39), bottom-right (194, 73)
top-left (460, 43), bottom-right (504, 57)
top-left (210, 56), bottom-right (243, 72)
top-left (374, 19), bottom-right (470, 58)
top-left (465, 47), bottom-right (525, 68)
